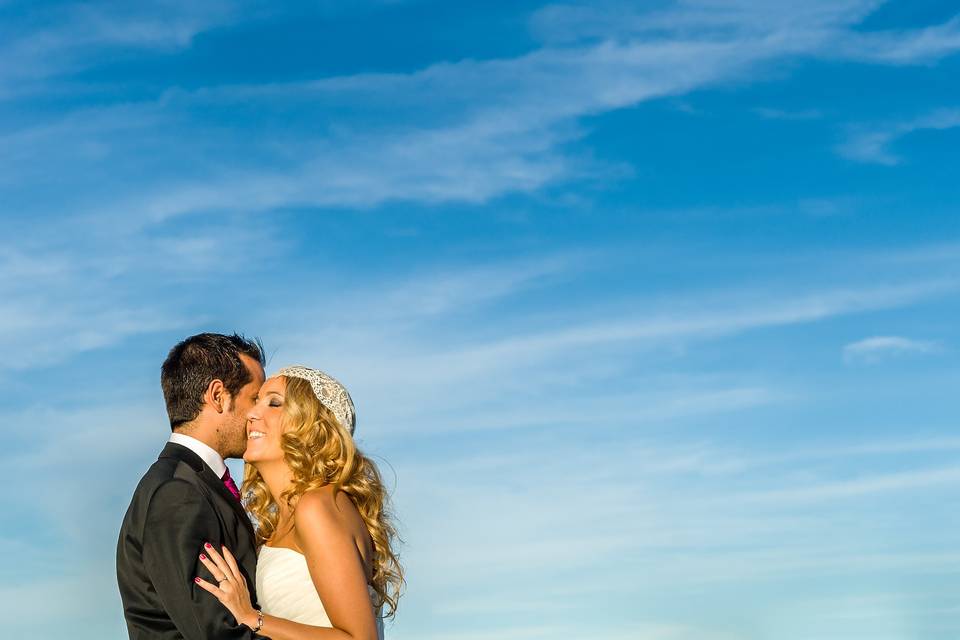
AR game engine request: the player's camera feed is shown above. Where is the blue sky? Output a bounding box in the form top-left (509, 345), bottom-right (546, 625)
top-left (1, 1), bottom-right (959, 638)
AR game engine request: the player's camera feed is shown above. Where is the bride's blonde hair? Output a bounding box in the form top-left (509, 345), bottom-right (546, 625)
top-left (242, 375), bottom-right (404, 617)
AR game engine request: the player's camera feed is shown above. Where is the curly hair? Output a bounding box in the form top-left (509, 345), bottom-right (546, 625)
top-left (241, 376), bottom-right (404, 617)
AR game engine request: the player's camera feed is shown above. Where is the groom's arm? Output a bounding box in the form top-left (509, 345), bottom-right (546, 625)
top-left (142, 479), bottom-right (266, 640)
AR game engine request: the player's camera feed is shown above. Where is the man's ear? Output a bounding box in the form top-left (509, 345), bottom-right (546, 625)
top-left (205, 379), bottom-right (229, 414)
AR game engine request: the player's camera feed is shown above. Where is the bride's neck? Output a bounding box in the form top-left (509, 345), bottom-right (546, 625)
top-left (253, 460), bottom-right (294, 511)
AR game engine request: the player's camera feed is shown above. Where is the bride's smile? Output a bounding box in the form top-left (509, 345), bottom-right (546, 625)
top-left (243, 376), bottom-right (287, 464)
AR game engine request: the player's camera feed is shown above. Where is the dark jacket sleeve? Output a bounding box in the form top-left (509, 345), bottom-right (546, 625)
top-left (142, 479), bottom-right (266, 640)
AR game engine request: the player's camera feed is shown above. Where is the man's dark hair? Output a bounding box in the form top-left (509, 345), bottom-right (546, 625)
top-left (161, 333), bottom-right (266, 429)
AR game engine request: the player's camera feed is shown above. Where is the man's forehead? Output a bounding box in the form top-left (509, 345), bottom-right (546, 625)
top-left (239, 353), bottom-right (265, 383)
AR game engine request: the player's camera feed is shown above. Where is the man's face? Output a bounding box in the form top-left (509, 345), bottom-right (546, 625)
top-left (220, 353), bottom-right (266, 458)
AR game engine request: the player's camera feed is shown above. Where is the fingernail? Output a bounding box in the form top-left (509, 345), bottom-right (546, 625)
top-left (204, 542), bottom-right (212, 549)
top-left (194, 577), bottom-right (201, 583)
top-left (199, 553), bottom-right (206, 560)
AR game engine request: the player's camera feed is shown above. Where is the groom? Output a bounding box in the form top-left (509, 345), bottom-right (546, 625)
top-left (117, 333), bottom-right (267, 639)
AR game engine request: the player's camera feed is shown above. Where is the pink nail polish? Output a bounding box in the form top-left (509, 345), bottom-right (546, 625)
top-left (194, 577), bottom-right (201, 583)
top-left (204, 542), bottom-right (212, 549)
top-left (199, 553), bottom-right (206, 560)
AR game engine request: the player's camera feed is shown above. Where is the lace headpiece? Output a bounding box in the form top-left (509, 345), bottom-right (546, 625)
top-left (277, 365), bottom-right (356, 434)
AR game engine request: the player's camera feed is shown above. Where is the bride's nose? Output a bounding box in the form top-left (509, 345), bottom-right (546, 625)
top-left (247, 408), bottom-right (261, 422)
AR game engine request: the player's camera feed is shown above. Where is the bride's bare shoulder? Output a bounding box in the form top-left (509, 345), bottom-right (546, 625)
top-left (294, 486), bottom-right (360, 534)
top-left (294, 486), bottom-right (374, 573)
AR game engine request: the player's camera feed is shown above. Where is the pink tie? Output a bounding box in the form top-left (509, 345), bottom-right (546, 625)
top-left (221, 468), bottom-right (241, 501)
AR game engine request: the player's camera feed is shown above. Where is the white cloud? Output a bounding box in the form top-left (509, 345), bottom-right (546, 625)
top-left (370, 253), bottom-right (591, 318)
top-left (5, 1), bottom-right (958, 221)
top-left (9, 370), bottom-right (957, 639)
top-left (253, 271), bottom-right (958, 440)
top-left (733, 466), bottom-right (960, 505)
top-left (400, 278), bottom-right (954, 372)
top-left (0, 1), bottom-right (239, 99)
top-left (835, 15), bottom-right (960, 65)
top-left (385, 419), bottom-right (960, 640)
top-left (753, 107), bottom-right (823, 120)
top-left (842, 335), bottom-right (939, 363)
top-left (3, 5), bottom-right (959, 637)
top-left (837, 108), bottom-right (960, 165)
top-left (0, 222), bottom-right (279, 372)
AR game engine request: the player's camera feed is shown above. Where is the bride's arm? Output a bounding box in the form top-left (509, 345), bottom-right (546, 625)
top-left (196, 490), bottom-right (380, 640)
top-left (291, 489), bottom-right (382, 640)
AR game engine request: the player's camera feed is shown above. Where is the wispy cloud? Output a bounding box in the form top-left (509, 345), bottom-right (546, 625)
top-left (3, 5), bottom-right (960, 639)
top-left (734, 466), bottom-right (960, 505)
top-left (836, 15), bottom-right (960, 65)
top-left (0, 222), bottom-right (280, 372)
top-left (135, 4), bottom-right (960, 217)
top-left (843, 335), bottom-right (940, 363)
top-left (264, 270), bottom-right (957, 437)
top-left (390, 418), bottom-right (960, 640)
top-left (372, 253), bottom-right (590, 318)
top-left (5, 2), bottom-right (957, 223)
top-left (0, 1), bottom-right (239, 99)
top-left (837, 108), bottom-right (960, 165)
top-left (414, 278), bottom-right (955, 369)
top-left (753, 107), bottom-right (823, 120)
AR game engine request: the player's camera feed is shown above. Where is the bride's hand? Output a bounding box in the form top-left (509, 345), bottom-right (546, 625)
top-left (195, 542), bottom-right (259, 629)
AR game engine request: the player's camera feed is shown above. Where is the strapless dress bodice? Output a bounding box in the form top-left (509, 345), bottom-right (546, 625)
top-left (256, 545), bottom-right (384, 639)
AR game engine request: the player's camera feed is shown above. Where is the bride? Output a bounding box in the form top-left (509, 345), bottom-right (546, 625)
top-left (195, 366), bottom-right (403, 640)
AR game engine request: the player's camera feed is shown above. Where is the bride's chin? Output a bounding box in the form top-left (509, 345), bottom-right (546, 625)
top-left (243, 444), bottom-right (276, 465)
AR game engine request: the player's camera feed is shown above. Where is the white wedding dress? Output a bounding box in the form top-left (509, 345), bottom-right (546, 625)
top-left (256, 545), bottom-right (385, 639)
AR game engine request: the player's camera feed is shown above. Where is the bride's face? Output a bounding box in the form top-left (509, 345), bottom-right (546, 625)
top-left (243, 375), bottom-right (286, 464)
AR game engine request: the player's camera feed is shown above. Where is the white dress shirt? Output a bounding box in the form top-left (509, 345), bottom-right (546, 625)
top-left (168, 432), bottom-right (227, 478)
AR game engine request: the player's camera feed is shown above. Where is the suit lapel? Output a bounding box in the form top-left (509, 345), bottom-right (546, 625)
top-left (159, 442), bottom-right (257, 546)
top-left (197, 463), bottom-right (257, 542)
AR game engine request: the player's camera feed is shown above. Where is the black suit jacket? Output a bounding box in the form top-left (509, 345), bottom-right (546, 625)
top-left (117, 442), bottom-right (267, 639)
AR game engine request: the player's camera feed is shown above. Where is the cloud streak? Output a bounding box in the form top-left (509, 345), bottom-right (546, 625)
top-left (0, 222), bottom-right (280, 372)
top-left (130, 5), bottom-right (960, 217)
top-left (0, 1), bottom-right (239, 99)
top-left (843, 335), bottom-right (940, 363)
top-left (837, 108), bottom-right (960, 165)
top-left (4, 1), bottom-right (959, 224)
top-left (3, 4), bottom-right (960, 639)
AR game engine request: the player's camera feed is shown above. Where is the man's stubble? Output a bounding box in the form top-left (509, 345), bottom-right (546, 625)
top-left (218, 407), bottom-right (249, 460)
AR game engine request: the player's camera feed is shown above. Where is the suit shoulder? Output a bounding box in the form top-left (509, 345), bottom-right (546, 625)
top-left (131, 456), bottom-right (200, 497)
top-left (143, 457), bottom-right (210, 506)
top-left (150, 476), bottom-right (199, 498)
top-left (132, 455), bottom-right (182, 489)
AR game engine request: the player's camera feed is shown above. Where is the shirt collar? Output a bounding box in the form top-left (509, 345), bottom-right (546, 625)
top-left (168, 432), bottom-right (227, 478)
